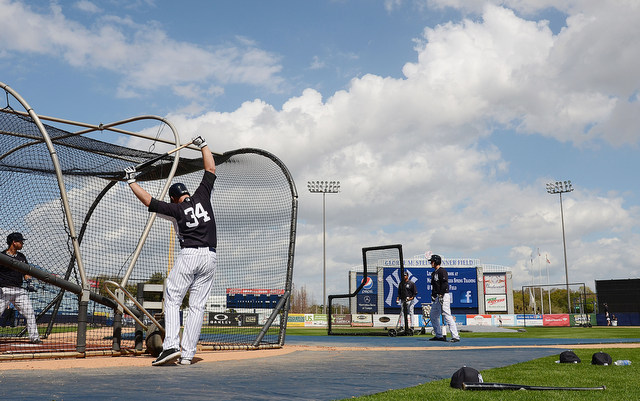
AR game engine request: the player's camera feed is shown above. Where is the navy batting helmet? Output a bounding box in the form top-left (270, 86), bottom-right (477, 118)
top-left (6, 232), bottom-right (25, 246)
top-left (428, 254), bottom-right (442, 265)
top-left (169, 183), bottom-right (190, 201)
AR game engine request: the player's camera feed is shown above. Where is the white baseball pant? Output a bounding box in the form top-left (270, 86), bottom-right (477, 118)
top-left (0, 286), bottom-right (39, 341)
top-left (398, 298), bottom-right (418, 328)
top-left (430, 293), bottom-right (459, 339)
top-left (162, 247), bottom-right (217, 360)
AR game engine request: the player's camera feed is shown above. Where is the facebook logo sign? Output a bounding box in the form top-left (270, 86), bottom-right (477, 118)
top-left (383, 267), bottom-right (478, 309)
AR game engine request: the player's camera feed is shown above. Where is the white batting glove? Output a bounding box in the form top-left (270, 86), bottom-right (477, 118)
top-left (192, 135), bottom-right (207, 149)
top-left (124, 166), bottom-right (137, 184)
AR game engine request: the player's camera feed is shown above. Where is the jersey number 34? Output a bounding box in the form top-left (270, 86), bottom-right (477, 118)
top-left (184, 202), bottom-right (211, 228)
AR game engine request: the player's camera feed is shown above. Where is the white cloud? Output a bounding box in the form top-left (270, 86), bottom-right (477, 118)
top-left (0, 0), bottom-right (284, 97)
top-left (7, 0), bottom-right (638, 302)
top-left (74, 0), bottom-right (101, 14)
top-left (157, 2), bottom-right (639, 297)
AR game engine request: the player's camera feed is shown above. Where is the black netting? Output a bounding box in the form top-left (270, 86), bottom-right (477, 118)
top-left (0, 107), bottom-right (296, 357)
top-left (328, 245), bottom-right (405, 336)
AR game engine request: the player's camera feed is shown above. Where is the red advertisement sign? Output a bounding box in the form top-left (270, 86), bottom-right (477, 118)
top-left (543, 314), bottom-right (570, 326)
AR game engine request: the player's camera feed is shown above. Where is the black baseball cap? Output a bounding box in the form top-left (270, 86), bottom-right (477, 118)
top-left (6, 232), bottom-right (25, 245)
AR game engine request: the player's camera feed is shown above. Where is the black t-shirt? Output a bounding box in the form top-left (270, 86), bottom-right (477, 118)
top-left (400, 279), bottom-right (417, 299)
top-left (431, 267), bottom-right (449, 296)
top-left (0, 250), bottom-right (27, 287)
top-left (149, 171), bottom-right (217, 249)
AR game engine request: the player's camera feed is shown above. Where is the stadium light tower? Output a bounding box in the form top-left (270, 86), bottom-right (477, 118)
top-left (546, 180), bottom-right (574, 313)
top-left (307, 180), bottom-right (340, 314)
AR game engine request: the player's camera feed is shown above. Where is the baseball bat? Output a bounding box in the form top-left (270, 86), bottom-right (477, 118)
top-left (134, 140), bottom-right (195, 172)
top-left (462, 382), bottom-right (606, 391)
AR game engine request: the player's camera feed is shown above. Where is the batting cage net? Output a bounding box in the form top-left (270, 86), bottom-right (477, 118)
top-left (0, 91), bottom-right (297, 360)
top-left (328, 244), bottom-right (409, 336)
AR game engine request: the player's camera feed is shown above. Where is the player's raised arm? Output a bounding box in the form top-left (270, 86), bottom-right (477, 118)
top-left (124, 166), bottom-right (152, 207)
top-left (192, 135), bottom-right (214, 174)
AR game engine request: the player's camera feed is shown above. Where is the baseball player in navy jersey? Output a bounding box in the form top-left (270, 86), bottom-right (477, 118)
top-left (125, 135), bottom-right (216, 366)
top-left (1, 232), bottom-right (41, 343)
top-left (397, 272), bottom-right (417, 330)
top-left (428, 254), bottom-right (460, 342)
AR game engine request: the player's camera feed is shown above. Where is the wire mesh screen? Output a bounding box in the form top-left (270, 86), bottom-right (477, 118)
top-left (0, 107), bottom-right (297, 358)
top-left (328, 244), bottom-right (404, 336)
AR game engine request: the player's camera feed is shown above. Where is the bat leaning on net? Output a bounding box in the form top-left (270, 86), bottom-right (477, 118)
top-left (133, 140), bottom-right (195, 172)
top-left (462, 382), bottom-right (606, 391)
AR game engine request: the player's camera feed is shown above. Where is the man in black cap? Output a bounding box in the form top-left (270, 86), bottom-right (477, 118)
top-left (428, 254), bottom-right (460, 342)
top-left (0, 232), bottom-right (41, 343)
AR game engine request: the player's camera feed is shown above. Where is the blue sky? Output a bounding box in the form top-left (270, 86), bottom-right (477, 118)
top-left (2, 0), bottom-right (640, 305)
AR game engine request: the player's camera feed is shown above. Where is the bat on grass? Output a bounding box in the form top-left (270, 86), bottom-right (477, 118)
top-left (462, 382), bottom-right (606, 391)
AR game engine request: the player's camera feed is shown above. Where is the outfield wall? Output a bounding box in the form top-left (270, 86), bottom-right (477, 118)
top-left (286, 313), bottom-right (599, 328)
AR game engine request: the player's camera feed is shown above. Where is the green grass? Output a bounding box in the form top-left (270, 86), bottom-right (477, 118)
top-left (460, 326), bottom-right (640, 339)
top-left (349, 348), bottom-right (639, 400)
top-left (285, 326), bottom-right (640, 339)
top-left (286, 326), bottom-right (640, 400)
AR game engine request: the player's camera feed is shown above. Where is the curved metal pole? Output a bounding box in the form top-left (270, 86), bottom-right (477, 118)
top-left (1, 82), bottom-right (89, 289)
top-left (0, 108), bottom-right (208, 162)
top-left (103, 280), bottom-right (165, 335)
top-left (45, 180), bottom-right (118, 337)
top-left (116, 116), bottom-right (182, 287)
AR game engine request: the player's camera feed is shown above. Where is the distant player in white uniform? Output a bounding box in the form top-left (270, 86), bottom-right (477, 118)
top-left (428, 254), bottom-right (460, 343)
top-left (0, 232), bottom-right (41, 344)
top-left (125, 135), bottom-right (217, 366)
top-left (397, 272), bottom-right (417, 330)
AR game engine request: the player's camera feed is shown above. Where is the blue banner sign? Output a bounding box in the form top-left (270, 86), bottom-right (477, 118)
top-left (383, 267), bottom-right (478, 310)
top-left (356, 274), bottom-right (377, 313)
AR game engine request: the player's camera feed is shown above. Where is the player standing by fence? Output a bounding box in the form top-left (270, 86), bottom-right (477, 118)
top-left (125, 135), bottom-right (217, 366)
top-left (397, 272), bottom-right (417, 330)
top-left (0, 232), bottom-right (41, 344)
top-left (428, 254), bottom-right (460, 343)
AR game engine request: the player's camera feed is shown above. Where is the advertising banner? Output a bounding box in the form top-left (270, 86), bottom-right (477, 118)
top-left (287, 313), bottom-right (305, 327)
top-left (208, 312), bottom-right (259, 327)
top-left (331, 314), bottom-right (352, 325)
top-left (570, 313), bottom-right (596, 326)
top-left (308, 314), bottom-right (328, 327)
top-left (466, 314), bottom-right (493, 326)
top-left (383, 267), bottom-right (478, 312)
top-left (492, 314), bottom-right (516, 326)
top-left (303, 314), bottom-right (314, 327)
top-left (373, 314), bottom-right (398, 327)
top-left (483, 274), bottom-right (507, 295)
top-left (516, 314), bottom-right (544, 326)
top-left (543, 314), bottom-right (570, 326)
top-left (485, 294), bottom-right (508, 312)
top-left (351, 314), bottom-right (373, 327)
top-left (226, 288), bottom-right (284, 309)
top-left (356, 274), bottom-right (378, 313)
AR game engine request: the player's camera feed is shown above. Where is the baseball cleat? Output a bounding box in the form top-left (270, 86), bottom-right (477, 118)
top-left (179, 358), bottom-right (192, 365)
top-left (450, 338), bottom-right (460, 343)
top-left (152, 348), bottom-right (181, 366)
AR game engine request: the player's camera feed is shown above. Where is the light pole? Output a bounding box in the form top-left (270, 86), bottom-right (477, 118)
top-left (546, 180), bottom-right (573, 313)
top-left (307, 180), bottom-right (340, 314)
